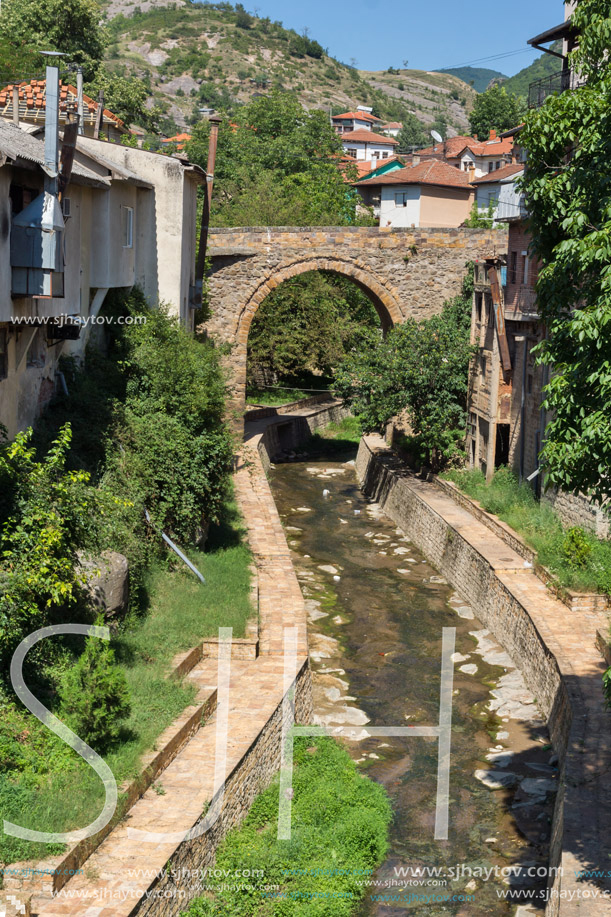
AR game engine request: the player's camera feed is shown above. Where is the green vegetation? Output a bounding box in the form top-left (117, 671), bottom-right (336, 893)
top-left (0, 517), bottom-right (253, 865)
top-left (187, 92), bottom-right (361, 227)
top-left (441, 467), bottom-right (611, 596)
top-left (247, 270), bottom-right (380, 388)
top-left (182, 736), bottom-right (391, 917)
top-left (0, 288), bottom-right (248, 866)
top-left (336, 270), bottom-right (475, 471)
top-left (396, 114), bottom-right (428, 149)
top-left (468, 85), bottom-right (526, 138)
top-left (520, 1), bottom-right (611, 505)
top-left (299, 416), bottom-right (363, 458)
top-left (440, 67), bottom-right (507, 94)
top-left (503, 43), bottom-right (563, 99)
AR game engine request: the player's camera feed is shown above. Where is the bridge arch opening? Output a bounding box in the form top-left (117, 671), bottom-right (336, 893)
top-left (240, 260), bottom-right (398, 406)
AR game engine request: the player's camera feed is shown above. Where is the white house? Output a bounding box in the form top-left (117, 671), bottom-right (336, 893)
top-left (341, 128), bottom-right (399, 165)
top-left (417, 130), bottom-right (515, 179)
top-left (472, 163), bottom-right (525, 222)
top-left (332, 107), bottom-right (382, 134)
top-left (355, 159), bottom-right (474, 228)
top-left (0, 121), bottom-right (206, 438)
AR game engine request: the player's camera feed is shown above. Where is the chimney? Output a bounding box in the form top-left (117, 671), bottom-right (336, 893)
top-left (489, 129), bottom-right (497, 140)
top-left (12, 85), bottom-right (19, 125)
top-left (473, 133), bottom-right (478, 141)
top-left (44, 62), bottom-right (60, 196)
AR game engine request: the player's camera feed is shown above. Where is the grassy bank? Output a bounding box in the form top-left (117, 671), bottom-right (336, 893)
top-left (182, 736), bottom-right (391, 917)
top-left (246, 386), bottom-right (330, 407)
top-left (297, 415), bottom-right (362, 458)
top-left (0, 498), bottom-right (253, 867)
top-left (441, 467), bottom-right (611, 596)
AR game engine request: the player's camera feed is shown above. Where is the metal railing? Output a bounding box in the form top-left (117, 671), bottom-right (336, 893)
top-left (528, 69), bottom-right (572, 108)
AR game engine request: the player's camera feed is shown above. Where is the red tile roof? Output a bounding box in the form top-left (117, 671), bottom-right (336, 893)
top-left (355, 158), bottom-right (474, 190)
top-left (341, 128), bottom-right (399, 145)
top-left (380, 121), bottom-right (402, 129)
top-left (340, 157), bottom-right (375, 180)
top-left (333, 110), bottom-right (381, 122)
top-left (0, 80), bottom-right (126, 129)
top-left (417, 132), bottom-right (513, 160)
top-left (417, 135), bottom-right (480, 158)
top-left (472, 163), bottom-right (524, 184)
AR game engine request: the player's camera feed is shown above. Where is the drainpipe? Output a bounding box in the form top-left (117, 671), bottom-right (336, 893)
top-left (12, 85), bottom-right (19, 125)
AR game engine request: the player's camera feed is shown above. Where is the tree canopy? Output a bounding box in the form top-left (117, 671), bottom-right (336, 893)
top-left (469, 85), bottom-right (525, 139)
top-left (186, 92), bottom-right (361, 226)
top-left (520, 0), bottom-right (611, 504)
top-left (335, 271), bottom-right (475, 471)
top-left (396, 114), bottom-right (428, 150)
top-left (0, 0), bottom-right (105, 80)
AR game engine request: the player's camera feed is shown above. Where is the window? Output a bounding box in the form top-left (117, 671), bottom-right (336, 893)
top-left (510, 251), bottom-right (518, 284)
top-left (522, 253), bottom-right (530, 286)
top-left (481, 354), bottom-right (487, 376)
top-left (476, 293), bottom-right (483, 322)
top-left (488, 162), bottom-right (494, 173)
top-left (345, 148), bottom-right (357, 158)
top-left (382, 152), bottom-right (389, 159)
top-left (394, 192), bottom-right (409, 207)
top-left (0, 329), bottom-right (7, 380)
top-left (62, 197), bottom-right (71, 219)
top-left (121, 206), bottom-right (134, 249)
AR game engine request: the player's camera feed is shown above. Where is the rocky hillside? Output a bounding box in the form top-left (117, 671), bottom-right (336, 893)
top-left (100, 1), bottom-right (476, 135)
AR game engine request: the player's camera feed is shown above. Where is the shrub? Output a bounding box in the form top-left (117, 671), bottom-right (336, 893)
top-left (58, 626), bottom-right (131, 751)
top-left (562, 526), bottom-right (592, 568)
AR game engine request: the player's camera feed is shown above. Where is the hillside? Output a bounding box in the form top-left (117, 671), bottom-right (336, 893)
top-left (101, 1), bottom-right (476, 135)
top-left (501, 42), bottom-right (563, 98)
top-left (439, 66), bottom-right (507, 93)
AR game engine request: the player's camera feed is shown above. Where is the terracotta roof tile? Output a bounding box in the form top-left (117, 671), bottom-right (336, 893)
top-left (341, 128), bottom-right (399, 145)
top-left (333, 110), bottom-right (381, 122)
top-left (355, 158), bottom-right (474, 190)
top-left (0, 80), bottom-right (126, 130)
top-left (472, 163), bottom-right (524, 184)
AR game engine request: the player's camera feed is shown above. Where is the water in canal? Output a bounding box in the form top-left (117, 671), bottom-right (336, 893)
top-left (269, 448), bottom-right (558, 917)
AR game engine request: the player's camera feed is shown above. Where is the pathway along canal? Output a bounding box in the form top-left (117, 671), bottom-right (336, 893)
top-left (269, 447), bottom-right (559, 917)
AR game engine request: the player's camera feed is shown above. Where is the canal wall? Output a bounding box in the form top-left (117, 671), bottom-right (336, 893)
top-left (356, 434), bottom-right (611, 917)
top-left (250, 398), bottom-right (351, 473)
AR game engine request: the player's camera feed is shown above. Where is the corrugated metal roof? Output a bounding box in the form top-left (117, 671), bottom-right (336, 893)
top-left (0, 120), bottom-right (110, 186)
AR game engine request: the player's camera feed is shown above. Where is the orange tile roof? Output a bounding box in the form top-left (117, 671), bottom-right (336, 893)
top-left (417, 135), bottom-right (480, 157)
top-left (0, 80), bottom-right (125, 129)
top-left (380, 121), bottom-right (402, 129)
top-left (341, 128), bottom-right (399, 145)
top-left (355, 158), bottom-right (474, 190)
top-left (472, 163), bottom-right (524, 184)
top-left (339, 157), bottom-right (375, 180)
top-left (333, 110), bottom-right (381, 122)
top-left (162, 133), bottom-right (192, 143)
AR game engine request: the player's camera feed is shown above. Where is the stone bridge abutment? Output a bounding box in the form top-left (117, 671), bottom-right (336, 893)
top-left (204, 226), bottom-right (507, 419)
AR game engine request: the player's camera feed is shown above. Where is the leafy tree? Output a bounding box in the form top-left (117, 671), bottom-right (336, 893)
top-left (0, 0), bottom-right (105, 80)
top-left (463, 200), bottom-right (495, 228)
top-left (247, 271), bottom-right (380, 385)
top-left (59, 626), bottom-right (131, 751)
top-left (0, 37), bottom-right (43, 83)
top-left (469, 85), bottom-right (525, 138)
top-left (396, 114), bottom-right (428, 150)
top-left (235, 3), bottom-right (253, 29)
top-left (187, 91), bottom-right (358, 227)
top-left (520, 0), bottom-right (611, 504)
top-left (430, 113), bottom-right (449, 140)
top-left (335, 271), bottom-right (475, 471)
top-left (85, 70), bottom-right (160, 129)
top-left (0, 426), bottom-right (103, 670)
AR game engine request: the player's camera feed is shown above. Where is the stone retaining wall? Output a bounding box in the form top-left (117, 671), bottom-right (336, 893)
top-left (356, 435), bottom-right (611, 917)
top-left (253, 400), bottom-right (351, 473)
top-left (133, 661), bottom-right (312, 915)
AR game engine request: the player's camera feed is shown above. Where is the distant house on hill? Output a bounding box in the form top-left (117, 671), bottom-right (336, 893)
top-left (354, 158), bottom-right (474, 227)
top-left (161, 133), bottom-right (192, 151)
top-left (379, 121), bottom-right (403, 137)
top-left (472, 163), bottom-right (524, 222)
top-left (415, 130), bottom-right (514, 178)
top-left (332, 106), bottom-right (382, 134)
top-left (0, 80), bottom-right (127, 141)
top-left (340, 128), bottom-right (399, 166)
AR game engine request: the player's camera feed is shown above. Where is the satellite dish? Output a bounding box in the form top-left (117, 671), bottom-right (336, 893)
top-left (431, 130), bottom-right (443, 144)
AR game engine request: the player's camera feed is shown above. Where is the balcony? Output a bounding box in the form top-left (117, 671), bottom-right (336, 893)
top-left (528, 69), bottom-right (572, 108)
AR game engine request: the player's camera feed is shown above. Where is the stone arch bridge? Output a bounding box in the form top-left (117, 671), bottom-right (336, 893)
top-left (205, 226), bottom-right (507, 417)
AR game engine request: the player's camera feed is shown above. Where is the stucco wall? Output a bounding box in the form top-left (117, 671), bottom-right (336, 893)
top-left (379, 185), bottom-right (420, 227)
top-left (419, 185), bottom-right (474, 228)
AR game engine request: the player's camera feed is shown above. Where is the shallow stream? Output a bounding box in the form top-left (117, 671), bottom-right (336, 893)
top-left (270, 450), bottom-right (558, 917)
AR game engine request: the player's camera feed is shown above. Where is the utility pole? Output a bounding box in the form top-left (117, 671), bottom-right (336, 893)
top-left (193, 114), bottom-right (222, 306)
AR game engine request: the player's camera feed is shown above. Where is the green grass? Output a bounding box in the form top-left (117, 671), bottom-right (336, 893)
top-left (441, 467), bottom-right (611, 596)
top-left (246, 387), bottom-right (331, 407)
top-left (299, 416), bottom-right (363, 458)
top-left (0, 500), bottom-right (253, 867)
top-left (182, 736), bottom-right (391, 917)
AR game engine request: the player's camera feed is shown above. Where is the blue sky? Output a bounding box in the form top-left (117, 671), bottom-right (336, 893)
top-left (238, 0), bottom-right (564, 76)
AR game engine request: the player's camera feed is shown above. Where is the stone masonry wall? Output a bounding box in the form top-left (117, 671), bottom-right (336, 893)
top-left (134, 661), bottom-right (312, 915)
top-left (206, 226), bottom-right (507, 421)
